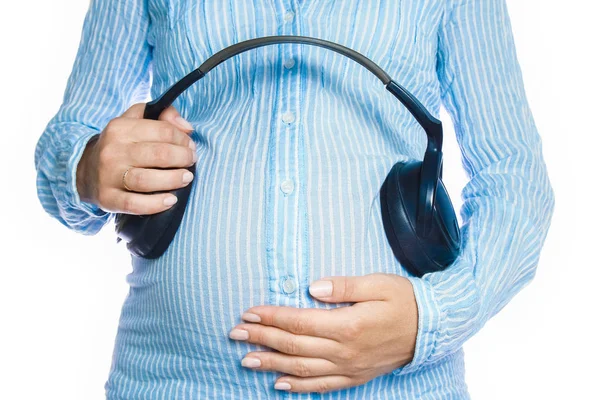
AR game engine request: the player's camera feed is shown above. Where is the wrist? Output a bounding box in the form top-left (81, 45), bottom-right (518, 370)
top-left (76, 134), bottom-right (100, 204)
top-left (391, 276), bottom-right (442, 376)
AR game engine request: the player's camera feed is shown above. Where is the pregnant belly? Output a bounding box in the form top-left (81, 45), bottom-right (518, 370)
top-left (107, 257), bottom-right (283, 394)
top-left (106, 152), bottom-right (411, 394)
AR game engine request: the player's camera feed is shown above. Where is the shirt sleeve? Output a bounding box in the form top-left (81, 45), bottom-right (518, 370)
top-left (34, 0), bottom-right (152, 235)
top-left (393, 0), bottom-right (556, 376)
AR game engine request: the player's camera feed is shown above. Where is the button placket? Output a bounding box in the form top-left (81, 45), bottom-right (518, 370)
top-left (272, 2), bottom-right (302, 301)
top-left (266, 1), bottom-right (305, 303)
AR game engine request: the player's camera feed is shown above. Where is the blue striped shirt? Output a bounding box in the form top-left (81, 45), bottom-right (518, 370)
top-left (34, 0), bottom-right (555, 398)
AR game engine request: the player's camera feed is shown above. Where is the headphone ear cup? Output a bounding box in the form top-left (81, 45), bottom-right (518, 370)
top-left (380, 161), bottom-right (460, 277)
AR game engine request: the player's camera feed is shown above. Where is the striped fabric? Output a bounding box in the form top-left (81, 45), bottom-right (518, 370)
top-left (34, 0), bottom-right (555, 398)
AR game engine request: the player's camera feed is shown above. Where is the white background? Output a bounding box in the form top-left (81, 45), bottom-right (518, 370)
top-left (1, 1), bottom-right (597, 399)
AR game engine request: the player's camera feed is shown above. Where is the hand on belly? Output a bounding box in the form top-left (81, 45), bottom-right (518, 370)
top-left (227, 273), bottom-right (419, 394)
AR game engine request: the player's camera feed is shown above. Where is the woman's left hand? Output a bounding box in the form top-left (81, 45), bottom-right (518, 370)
top-left (228, 273), bottom-right (419, 394)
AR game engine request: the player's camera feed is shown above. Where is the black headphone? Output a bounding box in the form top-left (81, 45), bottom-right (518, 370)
top-left (114, 35), bottom-right (460, 277)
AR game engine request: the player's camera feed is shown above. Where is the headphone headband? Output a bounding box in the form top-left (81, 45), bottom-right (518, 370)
top-left (199, 35), bottom-right (392, 83)
top-left (144, 35), bottom-right (443, 236)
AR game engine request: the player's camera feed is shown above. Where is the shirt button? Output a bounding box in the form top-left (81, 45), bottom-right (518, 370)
top-left (281, 111), bottom-right (295, 124)
top-left (280, 179), bottom-right (295, 195)
top-left (284, 58), bottom-right (296, 69)
top-left (282, 278), bottom-right (296, 294)
top-left (284, 10), bottom-right (295, 22)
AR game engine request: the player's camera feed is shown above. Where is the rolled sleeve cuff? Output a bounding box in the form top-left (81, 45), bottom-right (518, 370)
top-left (391, 275), bottom-right (443, 376)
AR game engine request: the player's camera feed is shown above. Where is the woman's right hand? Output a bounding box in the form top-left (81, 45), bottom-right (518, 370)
top-left (76, 103), bottom-right (197, 215)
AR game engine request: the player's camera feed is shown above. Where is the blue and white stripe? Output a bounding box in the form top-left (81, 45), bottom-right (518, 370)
top-left (34, 0), bottom-right (555, 398)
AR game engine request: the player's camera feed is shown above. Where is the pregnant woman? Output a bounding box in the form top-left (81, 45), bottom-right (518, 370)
top-left (34, 0), bottom-right (555, 398)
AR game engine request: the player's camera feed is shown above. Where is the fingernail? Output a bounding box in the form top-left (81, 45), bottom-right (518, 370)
top-left (241, 313), bottom-right (261, 323)
top-left (182, 171), bottom-right (194, 184)
top-left (175, 116), bottom-right (193, 131)
top-left (229, 329), bottom-right (249, 341)
top-left (274, 382), bottom-right (291, 391)
top-left (192, 151), bottom-right (198, 163)
top-left (309, 280), bottom-right (333, 297)
top-left (164, 195), bottom-right (178, 206)
top-left (241, 357), bottom-right (261, 368)
top-left (188, 140), bottom-right (196, 151)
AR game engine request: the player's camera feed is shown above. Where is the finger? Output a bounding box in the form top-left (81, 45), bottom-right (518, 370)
top-left (103, 188), bottom-right (179, 215)
top-left (126, 119), bottom-right (195, 148)
top-left (274, 375), bottom-right (356, 394)
top-left (229, 323), bottom-right (341, 359)
top-left (241, 351), bottom-right (338, 378)
top-left (122, 103), bottom-right (194, 134)
top-left (308, 273), bottom-right (397, 303)
top-left (122, 167), bottom-right (194, 193)
top-left (121, 102), bottom-right (146, 119)
top-left (157, 105), bottom-right (194, 133)
top-left (241, 306), bottom-right (347, 342)
top-left (129, 141), bottom-right (196, 168)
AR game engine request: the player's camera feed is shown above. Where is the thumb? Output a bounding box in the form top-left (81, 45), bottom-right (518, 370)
top-left (308, 273), bottom-right (391, 303)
